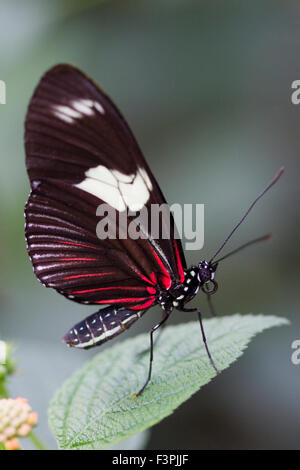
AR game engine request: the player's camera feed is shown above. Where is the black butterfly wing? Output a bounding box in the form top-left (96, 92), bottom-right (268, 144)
top-left (25, 64), bottom-right (186, 300)
top-left (25, 179), bottom-right (158, 310)
top-left (25, 65), bottom-right (187, 348)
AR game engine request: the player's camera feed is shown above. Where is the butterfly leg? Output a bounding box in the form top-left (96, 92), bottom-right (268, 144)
top-left (137, 322), bottom-right (166, 358)
top-left (180, 307), bottom-right (220, 375)
top-left (134, 311), bottom-right (170, 397)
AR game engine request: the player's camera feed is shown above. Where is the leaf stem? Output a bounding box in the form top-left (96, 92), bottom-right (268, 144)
top-left (28, 431), bottom-right (46, 450)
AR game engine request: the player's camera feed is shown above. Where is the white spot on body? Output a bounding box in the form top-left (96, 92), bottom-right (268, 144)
top-left (75, 338), bottom-right (94, 348)
top-left (120, 315), bottom-right (136, 326)
top-left (107, 326), bottom-right (121, 337)
top-left (75, 321), bottom-right (122, 349)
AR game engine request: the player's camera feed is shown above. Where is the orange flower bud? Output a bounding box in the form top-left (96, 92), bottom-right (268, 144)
top-left (0, 397), bottom-right (38, 449)
top-left (28, 412), bottom-right (38, 427)
top-left (5, 438), bottom-right (20, 450)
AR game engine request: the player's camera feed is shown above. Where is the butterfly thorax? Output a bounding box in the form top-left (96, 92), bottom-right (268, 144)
top-left (157, 261), bottom-right (217, 312)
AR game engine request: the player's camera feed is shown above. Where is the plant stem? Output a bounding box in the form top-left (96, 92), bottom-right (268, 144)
top-left (28, 431), bottom-right (46, 450)
top-left (0, 381), bottom-right (9, 398)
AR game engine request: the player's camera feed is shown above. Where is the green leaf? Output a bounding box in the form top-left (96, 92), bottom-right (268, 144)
top-left (48, 314), bottom-right (288, 450)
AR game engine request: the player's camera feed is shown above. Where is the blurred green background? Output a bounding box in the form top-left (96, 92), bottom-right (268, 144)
top-left (0, 0), bottom-right (299, 450)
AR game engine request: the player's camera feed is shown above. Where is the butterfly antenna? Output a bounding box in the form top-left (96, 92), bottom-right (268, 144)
top-left (209, 167), bottom-right (284, 264)
top-left (212, 233), bottom-right (271, 264)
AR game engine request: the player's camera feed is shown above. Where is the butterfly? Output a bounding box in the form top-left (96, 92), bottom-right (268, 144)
top-left (24, 64), bottom-right (284, 395)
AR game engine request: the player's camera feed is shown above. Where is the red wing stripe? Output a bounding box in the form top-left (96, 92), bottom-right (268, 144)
top-left (139, 273), bottom-right (155, 286)
top-left (63, 272), bottom-right (114, 280)
top-left (150, 272), bottom-right (157, 284)
top-left (57, 241), bottom-right (98, 250)
top-left (70, 286), bottom-right (150, 294)
top-left (95, 296), bottom-right (153, 304)
top-left (149, 246), bottom-right (172, 289)
top-left (146, 286), bottom-right (156, 295)
top-left (174, 240), bottom-right (185, 283)
top-left (60, 258), bottom-right (98, 261)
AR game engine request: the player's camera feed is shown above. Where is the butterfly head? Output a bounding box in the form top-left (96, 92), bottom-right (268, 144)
top-left (197, 261), bottom-right (218, 294)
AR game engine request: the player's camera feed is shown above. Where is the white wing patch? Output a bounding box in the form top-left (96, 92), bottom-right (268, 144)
top-left (139, 167), bottom-right (153, 191)
top-left (75, 164), bottom-right (152, 211)
top-left (72, 99), bottom-right (95, 116)
top-left (120, 171), bottom-right (149, 211)
top-left (52, 98), bottom-right (105, 123)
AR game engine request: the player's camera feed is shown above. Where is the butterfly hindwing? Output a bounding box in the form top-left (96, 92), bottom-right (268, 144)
top-left (25, 180), bottom-right (157, 309)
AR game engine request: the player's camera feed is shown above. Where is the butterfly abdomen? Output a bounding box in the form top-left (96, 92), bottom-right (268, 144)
top-left (62, 306), bottom-right (146, 349)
